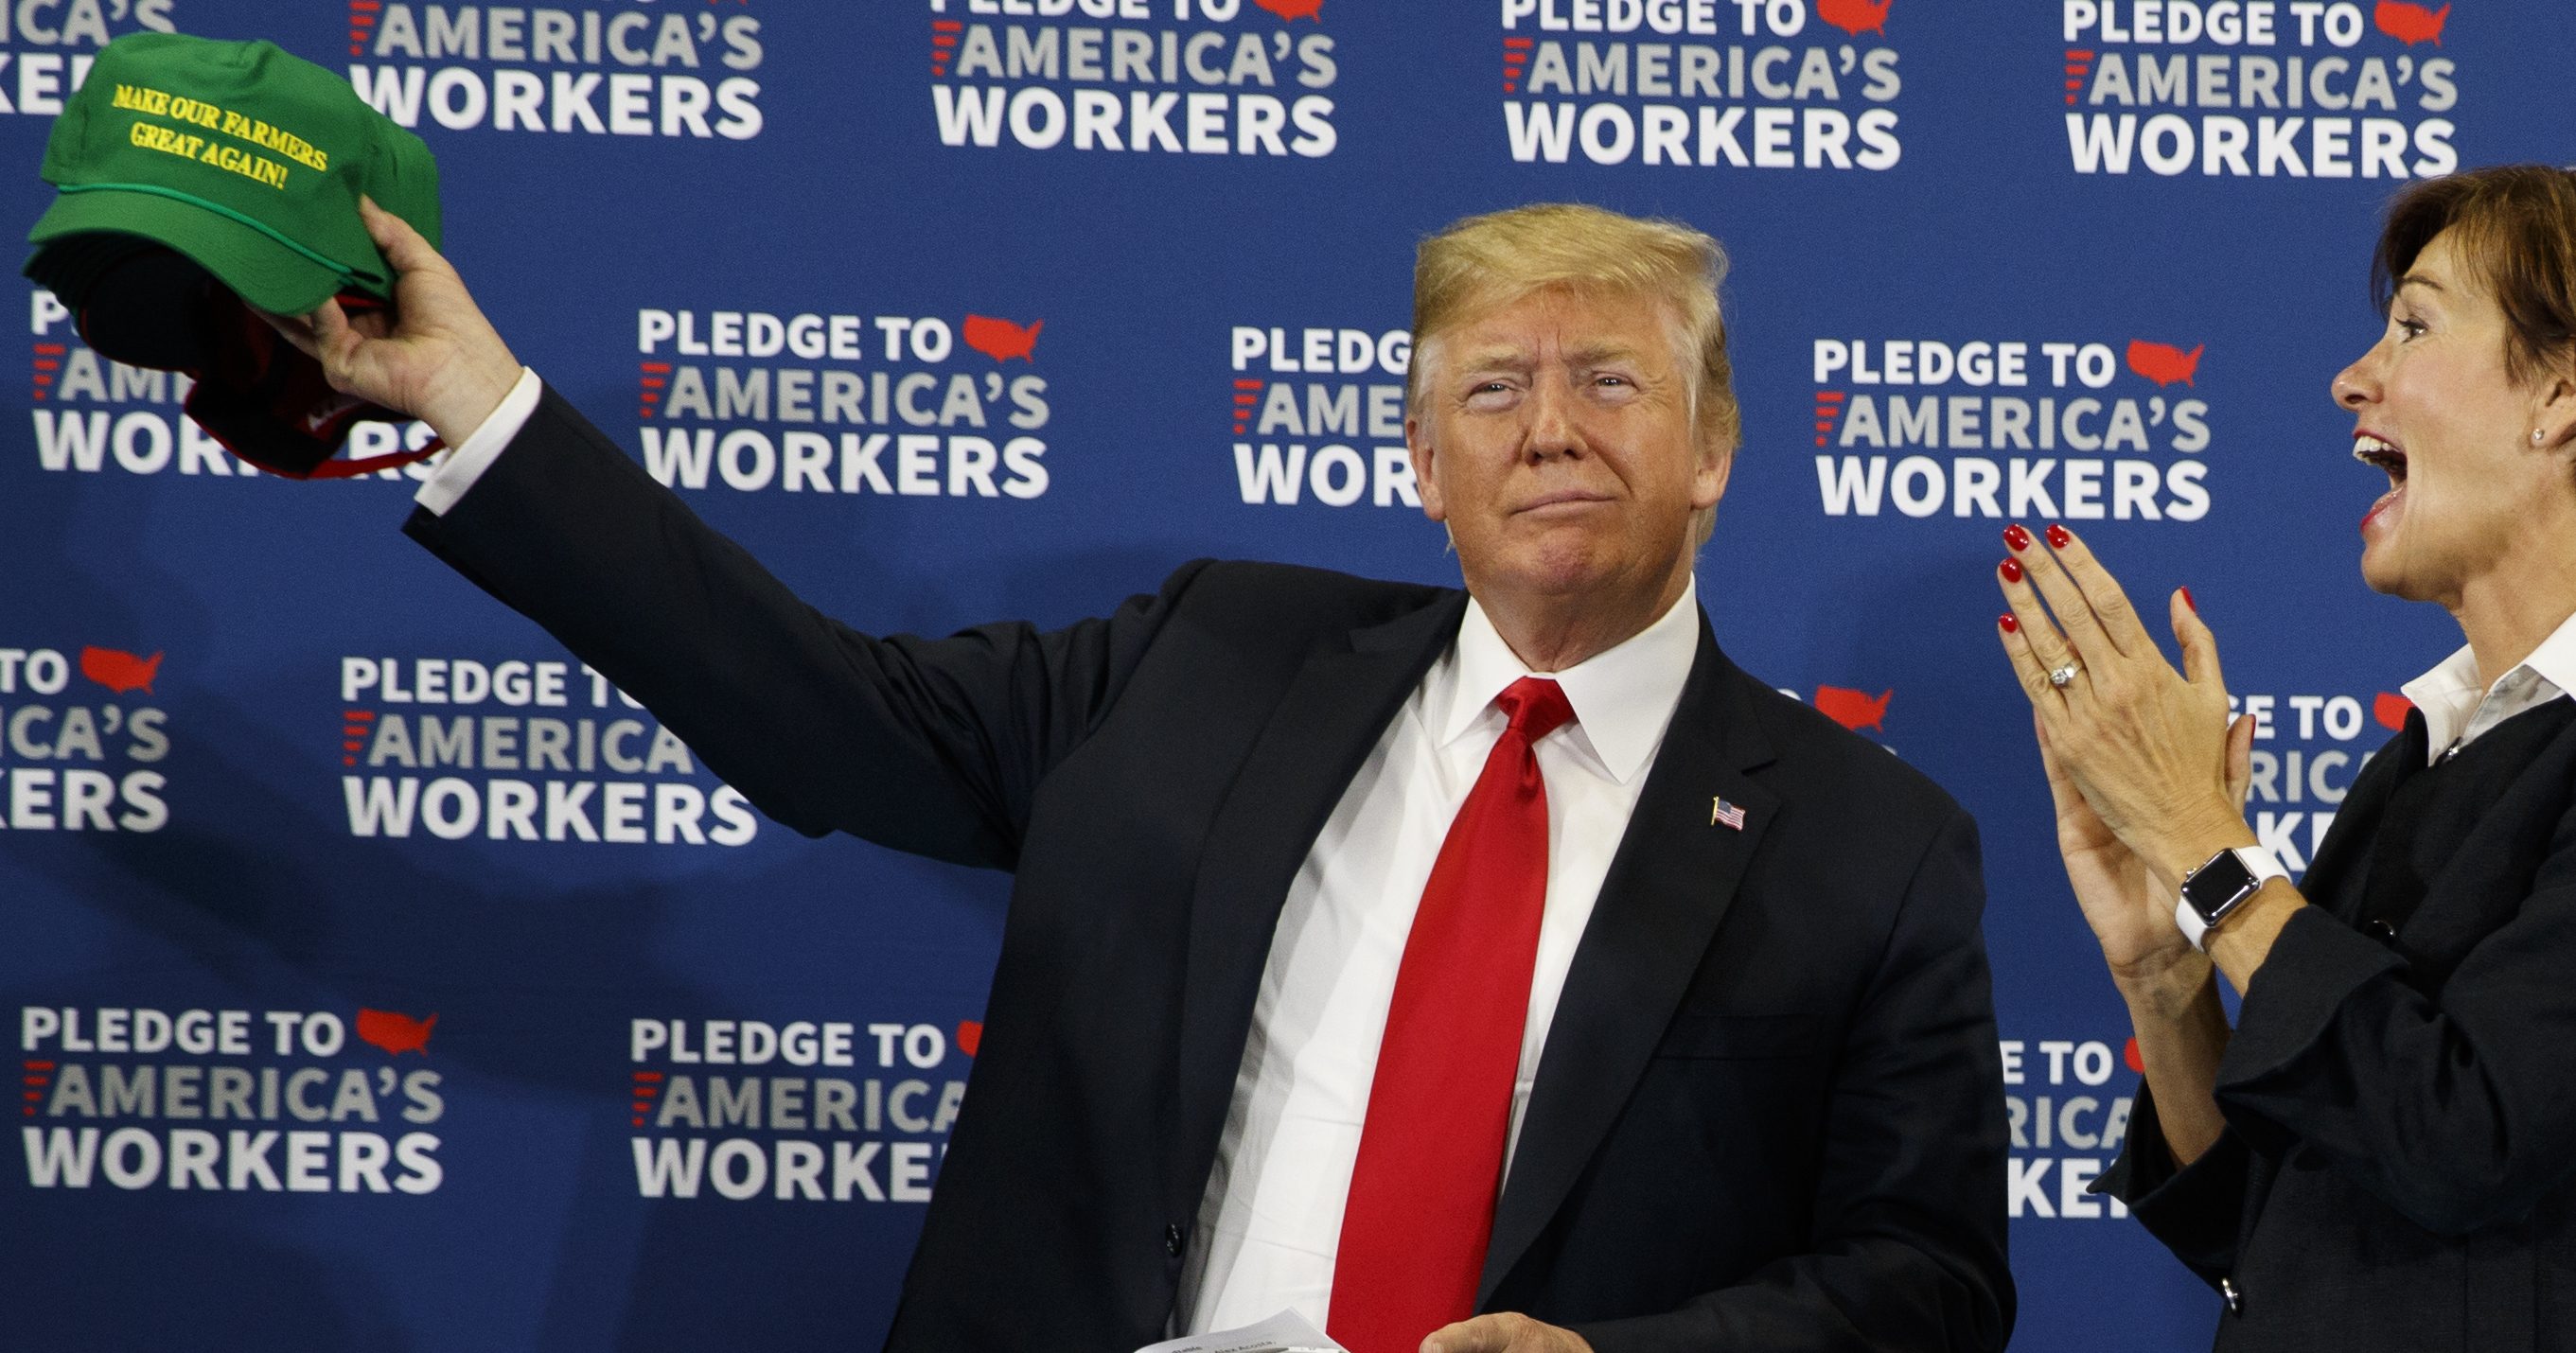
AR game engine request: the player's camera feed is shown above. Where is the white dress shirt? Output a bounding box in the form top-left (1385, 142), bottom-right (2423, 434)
top-left (413, 365), bottom-right (542, 516)
top-left (1174, 581), bottom-right (1700, 1334)
top-left (2398, 606), bottom-right (2576, 764)
top-left (417, 373), bottom-right (1703, 1334)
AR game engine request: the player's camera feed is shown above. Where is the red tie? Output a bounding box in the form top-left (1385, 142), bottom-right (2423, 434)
top-left (1328, 676), bottom-right (1577, 1353)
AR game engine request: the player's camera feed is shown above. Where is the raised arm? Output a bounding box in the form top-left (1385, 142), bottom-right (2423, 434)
top-left (272, 199), bottom-right (1192, 869)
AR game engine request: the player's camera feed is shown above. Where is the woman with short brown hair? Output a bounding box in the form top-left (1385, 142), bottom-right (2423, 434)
top-left (1994, 164), bottom-right (2576, 1350)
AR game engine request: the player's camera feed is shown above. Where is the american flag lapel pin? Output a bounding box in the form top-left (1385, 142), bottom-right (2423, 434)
top-left (1710, 796), bottom-right (1746, 830)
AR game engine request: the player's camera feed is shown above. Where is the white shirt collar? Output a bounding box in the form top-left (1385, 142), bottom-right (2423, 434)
top-left (2399, 606), bottom-right (2576, 761)
top-left (1431, 577), bottom-right (1701, 784)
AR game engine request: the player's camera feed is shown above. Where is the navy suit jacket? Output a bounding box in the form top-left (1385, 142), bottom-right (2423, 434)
top-left (405, 387), bottom-right (2013, 1353)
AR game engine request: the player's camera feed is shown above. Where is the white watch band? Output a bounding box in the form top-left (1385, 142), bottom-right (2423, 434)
top-left (2175, 846), bottom-right (2289, 951)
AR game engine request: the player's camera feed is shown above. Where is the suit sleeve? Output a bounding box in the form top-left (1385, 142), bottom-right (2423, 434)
top-left (2198, 819), bottom-right (2576, 1237)
top-left (401, 386), bottom-right (1202, 870)
top-left (1575, 807), bottom-right (2015, 1353)
top-left (2102, 770), bottom-right (2576, 1266)
top-left (2092, 1083), bottom-right (2254, 1289)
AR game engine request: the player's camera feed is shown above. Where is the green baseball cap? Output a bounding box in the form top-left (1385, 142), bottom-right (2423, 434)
top-left (26, 32), bottom-right (439, 316)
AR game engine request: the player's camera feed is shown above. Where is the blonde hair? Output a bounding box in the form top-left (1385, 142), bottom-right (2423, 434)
top-left (1410, 202), bottom-right (1739, 544)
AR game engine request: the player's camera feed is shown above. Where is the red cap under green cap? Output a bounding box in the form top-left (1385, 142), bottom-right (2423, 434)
top-left (26, 32), bottom-right (439, 315)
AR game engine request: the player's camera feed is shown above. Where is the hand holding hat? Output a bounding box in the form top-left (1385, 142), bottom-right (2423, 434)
top-left (262, 197), bottom-right (521, 448)
top-left (25, 32), bottom-right (518, 473)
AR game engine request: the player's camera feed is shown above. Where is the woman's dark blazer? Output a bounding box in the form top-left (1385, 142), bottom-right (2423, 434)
top-left (2103, 705), bottom-right (2576, 1351)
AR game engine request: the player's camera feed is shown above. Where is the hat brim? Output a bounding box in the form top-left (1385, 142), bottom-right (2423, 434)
top-left (29, 186), bottom-right (362, 315)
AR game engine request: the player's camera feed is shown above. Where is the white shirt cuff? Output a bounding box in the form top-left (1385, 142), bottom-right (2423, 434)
top-left (414, 366), bottom-right (543, 517)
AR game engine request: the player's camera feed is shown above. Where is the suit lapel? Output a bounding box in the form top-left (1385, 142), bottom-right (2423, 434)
top-left (1170, 591), bottom-right (1468, 1213)
top-left (1479, 619), bottom-right (1779, 1306)
top-left (2297, 712), bottom-right (2422, 914)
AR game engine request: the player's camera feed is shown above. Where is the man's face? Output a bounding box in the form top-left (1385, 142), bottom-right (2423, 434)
top-left (1407, 287), bottom-right (1729, 622)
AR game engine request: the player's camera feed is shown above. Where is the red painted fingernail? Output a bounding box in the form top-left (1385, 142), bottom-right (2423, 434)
top-left (2181, 586), bottom-right (2197, 613)
top-left (2003, 523), bottom-right (2032, 552)
top-left (1999, 613), bottom-right (2019, 633)
top-left (2046, 523), bottom-right (2073, 548)
top-left (1999, 558), bottom-right (2024, 583)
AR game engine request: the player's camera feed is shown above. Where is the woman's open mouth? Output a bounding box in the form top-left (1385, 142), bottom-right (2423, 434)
top-left (2355, 433), bottom-right (2407, 529)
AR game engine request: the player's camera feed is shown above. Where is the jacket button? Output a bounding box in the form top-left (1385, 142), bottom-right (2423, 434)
top-left (2367, 919), bottom-right (2398, 943)
top-left (2220, 1276), bottom-right (2244, 1316)
top-left (1165, 1224), bottom-right (1185, 1257)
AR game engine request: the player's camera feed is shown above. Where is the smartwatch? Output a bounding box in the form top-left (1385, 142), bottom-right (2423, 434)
top-left (2175, 846), bottom-right (2288, 951)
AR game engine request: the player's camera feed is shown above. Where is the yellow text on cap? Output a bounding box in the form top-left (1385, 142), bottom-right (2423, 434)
top-left (111, 82), bottom-right (330, 175)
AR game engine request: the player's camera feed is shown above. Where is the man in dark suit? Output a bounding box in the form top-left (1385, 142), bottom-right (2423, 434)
top-left (275, 199), bottom-right (2011, 1353)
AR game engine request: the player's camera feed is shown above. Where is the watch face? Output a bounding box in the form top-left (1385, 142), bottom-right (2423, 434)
top-left (2184, 850), bottom-right (2259, 922)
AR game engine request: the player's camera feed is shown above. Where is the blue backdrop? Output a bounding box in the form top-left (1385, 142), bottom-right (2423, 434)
top-left (4, 1), bottom-right (2566, 1348)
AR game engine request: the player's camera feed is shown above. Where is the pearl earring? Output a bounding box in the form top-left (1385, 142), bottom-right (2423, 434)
top-left (2540, 430), bottom-right (2551, 445)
